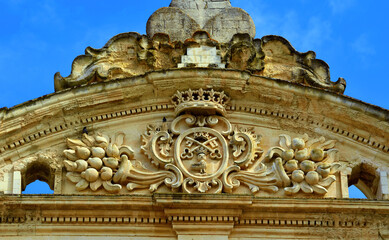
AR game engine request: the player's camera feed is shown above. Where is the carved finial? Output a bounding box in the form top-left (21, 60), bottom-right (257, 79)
top-left (169, 0), bottom-right (232, 28)
top-left (147, 0), bottom-right (255, 42)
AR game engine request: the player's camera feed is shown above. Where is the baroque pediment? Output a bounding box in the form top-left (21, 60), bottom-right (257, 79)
top-left (1, 1), bottom-right (389, 239)
top-left (61, 89), bottom-right (341, 196)
top-left (1, 69), bottom-right (388, 199)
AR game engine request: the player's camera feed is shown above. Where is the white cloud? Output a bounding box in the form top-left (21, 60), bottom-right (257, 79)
top-left (329, 0), bottom-right (355, 14)
top-left (300, 17), bottom-right (332, 51)
top-left (352, 34), bottom-right (375, 56)
top-left (249, 7), bottom-right (332, 52)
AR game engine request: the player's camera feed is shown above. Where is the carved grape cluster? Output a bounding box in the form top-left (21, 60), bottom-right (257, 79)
top-left (64, 133), bottom-right (133, 193)
top-left (266, 134), bottom-right (341, 195)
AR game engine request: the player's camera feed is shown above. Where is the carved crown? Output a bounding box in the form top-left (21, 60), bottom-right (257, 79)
top-left (171, 89), bottom-right (229, 116)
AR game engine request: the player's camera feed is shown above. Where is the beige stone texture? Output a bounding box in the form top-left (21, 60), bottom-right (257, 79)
top-left (1, 69), bottom-right (388, 199)
top-left (147, 0), bottom-right (255, 43)
top-left (54, 31), bottom-right (345, 94)
top-left (178, 45), bottom-right (225, 68)
top-left (0, 0), bottom-right (388, 239)
top-left (0, 195), bottom-right (388, 239)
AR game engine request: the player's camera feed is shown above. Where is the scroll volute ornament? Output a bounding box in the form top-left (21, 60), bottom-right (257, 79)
top-left (63, 89), bottom-right (341, 196)
top-left (65, 132), bottom-right (182, 193)
top-left (140, 113), bottom-right (267, 194)
top-left (140, 88), bottom-right (273, 193)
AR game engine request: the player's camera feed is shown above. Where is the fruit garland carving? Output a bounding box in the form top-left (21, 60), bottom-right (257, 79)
top-left (264, 134), bottom-right (341, 195)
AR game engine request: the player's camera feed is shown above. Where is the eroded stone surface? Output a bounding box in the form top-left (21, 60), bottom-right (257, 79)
top-left (178, 46), bottom-right (225, 68)
top-left (54, 32), bottom-right (345, 93)
top-left (53, 1), bottom-right (346, 93)
top-left (147, 0), bottom-right (255, 42)
top-left (0, 0), bottom-right (388, 239)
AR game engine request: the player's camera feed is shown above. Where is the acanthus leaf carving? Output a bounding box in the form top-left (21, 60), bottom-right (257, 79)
top-left (141, 124), bottom-right (174, 167)
top-left (56, 31), bottom-right (346, 94)
top-left (229, 126), bottom-right (263, 169)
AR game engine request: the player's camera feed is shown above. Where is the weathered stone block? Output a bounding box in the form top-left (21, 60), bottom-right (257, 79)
top-left (147, 0), bottom-right (255, 42)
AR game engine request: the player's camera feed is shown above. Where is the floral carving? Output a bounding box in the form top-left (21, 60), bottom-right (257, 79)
top-left (63, 89), bottom-right (341, 196)
top-left (64, 132), bottom-right (182, 193)
top-left (264, 134), bottom-right (341, 195)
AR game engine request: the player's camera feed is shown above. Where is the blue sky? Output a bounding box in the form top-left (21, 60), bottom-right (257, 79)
top-left (0, 0), bottom-right (387, 109)
top-left (2, 0), bottom-right (386, 197)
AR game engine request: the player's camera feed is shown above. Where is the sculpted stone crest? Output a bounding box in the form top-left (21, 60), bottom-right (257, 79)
top-left (63, 89), bottom-right (341, 195)
top-left (55, 0), bottom-right (346, 94)
top-left (147, 0), bottom-right (256, 42)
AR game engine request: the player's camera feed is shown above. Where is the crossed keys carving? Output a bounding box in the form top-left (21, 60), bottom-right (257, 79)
top-left (181, 135), bottom-right (222, 160)
top-left (180, 134), bottom-right (223, 174)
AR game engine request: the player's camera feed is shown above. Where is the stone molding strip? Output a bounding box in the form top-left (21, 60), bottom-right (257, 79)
top-left (41, 216), bottom-right (169, 224)
top-left (1, 102), bottom-right (387, 161)
top-left (0, 215), bottom-right (373, 229)
top-left (0, 104), bottom-right (173, 155)
top-left (236, 219), bottom-right (366, 228)
top-left (0, 195), bottom-right (387, 239)
top-left (229, 104), bottom-right (389, 153)
top-left (0, 69), bottom-right (387, 159)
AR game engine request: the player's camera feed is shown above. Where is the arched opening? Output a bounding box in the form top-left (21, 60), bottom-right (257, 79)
top-left (23, 180), bottom-right (53, 194)
top-left (348, 161), bottom-right (378, 199)
top-left (348, 184), bottom-right (367, 199)
top-left (22, 161), bottom-right (55, 194)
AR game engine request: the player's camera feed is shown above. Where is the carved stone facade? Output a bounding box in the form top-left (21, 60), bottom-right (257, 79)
top-left (0, 0), bottom-right (388, 239)
top-left (54, 31), bottom-right (346, 94)
top-left (61, 89), bottom-right (342, 198)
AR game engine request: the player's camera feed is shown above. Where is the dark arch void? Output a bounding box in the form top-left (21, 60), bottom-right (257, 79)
top-left (22, 160), bottom-right (55, 194)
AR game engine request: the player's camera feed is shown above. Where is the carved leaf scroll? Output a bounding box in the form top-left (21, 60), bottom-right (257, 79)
top-left (139, 111), bottom-right (297, 194)
top-left (56, 31), bottom-right (346, 94)
top-left (64, 132), bottom-right (182, 194)
top-left (63, 89), bottom-right (342, 197)
top-left (229, 126), bottom-right (263, 169)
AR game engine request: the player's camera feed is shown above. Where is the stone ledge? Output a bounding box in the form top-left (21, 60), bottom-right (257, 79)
top-left (1, 194), bottom-right (388, 211)
top-left (0, 195), bottom-right (387, 239)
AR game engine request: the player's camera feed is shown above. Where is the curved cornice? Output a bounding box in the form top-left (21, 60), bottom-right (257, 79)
top-left (0, 69), bottom-right (388, 161)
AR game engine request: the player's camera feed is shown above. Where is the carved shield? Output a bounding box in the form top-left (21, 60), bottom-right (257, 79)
top-left (174, 127), bottom-right (229, 181)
